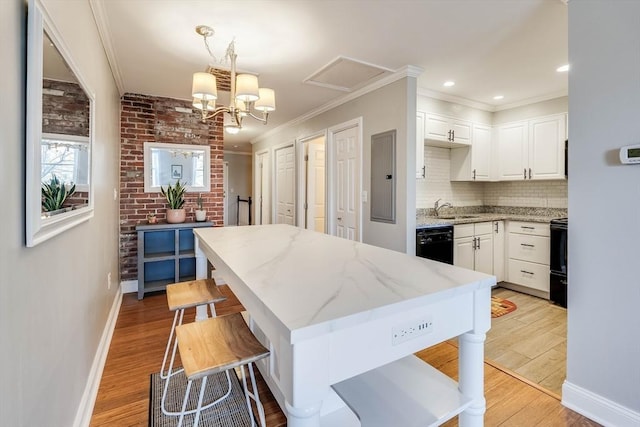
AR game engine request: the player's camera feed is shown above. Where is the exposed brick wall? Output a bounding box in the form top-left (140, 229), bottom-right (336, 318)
top-left (119, 93), bottom-right (225, 282)
top-left (42, 79), bottom-right (90, 136)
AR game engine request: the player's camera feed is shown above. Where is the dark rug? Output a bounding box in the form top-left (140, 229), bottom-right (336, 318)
top-left (149, 369), bottom-right (252, 427)
top-left (491, 296), bottom-right (517, 318)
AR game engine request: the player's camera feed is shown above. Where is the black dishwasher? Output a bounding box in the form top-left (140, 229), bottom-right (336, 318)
top-left (416, 226), bottom-right (454, 264)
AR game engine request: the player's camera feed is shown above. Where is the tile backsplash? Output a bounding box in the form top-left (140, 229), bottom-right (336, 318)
top-left (417, 146), bottom-right (568, 209)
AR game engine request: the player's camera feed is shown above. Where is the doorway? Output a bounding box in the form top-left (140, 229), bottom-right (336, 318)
top-left (223, 161), bottom-right (229, 226)
top-left (297, 134), bottom-right (326, 232)
top-left (254, 150), bottom-right (271, 225)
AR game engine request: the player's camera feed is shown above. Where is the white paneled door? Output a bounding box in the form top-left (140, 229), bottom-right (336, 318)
top-left (306, 141), bottom-right (326, 232)
top-left (275, 144), bottom-right (295, 225)
top-left (255, 150), bottom-right (271, 225)
top-left (333, 126), bottom-right (359, 240)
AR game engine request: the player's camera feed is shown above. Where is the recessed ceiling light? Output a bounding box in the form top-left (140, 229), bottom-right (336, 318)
top-left (443, 81), bottom-right (455, 87)
top-left (556, 64), bottom-right (570, 72)
top-left (493, 95), bottom-right (504, 100)
top-left (233, 145), bottom-right (239, 148)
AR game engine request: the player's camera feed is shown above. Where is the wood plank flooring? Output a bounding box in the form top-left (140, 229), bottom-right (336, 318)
top-left (487, 287), bottom-right (567, 396)
top-left (91, 287), bottom-right (599, 426)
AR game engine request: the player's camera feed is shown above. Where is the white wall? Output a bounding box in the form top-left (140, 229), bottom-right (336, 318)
top-left (0, 0), bottom-right (121, 425)
top-left (493, 96), bottom-right (568, 125)
top-left (564, 2), bottom-right (640, 425)
top-left (253, 76), bottom-right (417, 253)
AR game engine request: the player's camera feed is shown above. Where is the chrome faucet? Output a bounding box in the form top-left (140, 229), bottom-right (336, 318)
top-left (434, 198), bottom-right (453, 216)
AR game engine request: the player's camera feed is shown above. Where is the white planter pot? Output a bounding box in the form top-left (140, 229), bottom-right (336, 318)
top-left (195, 209), bottom-right (207, 222)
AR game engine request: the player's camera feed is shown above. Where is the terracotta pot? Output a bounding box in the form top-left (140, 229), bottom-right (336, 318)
top-left (195, 209), bottom-right (207, 222)
top-left (166, 208), bottom-right (186, 224)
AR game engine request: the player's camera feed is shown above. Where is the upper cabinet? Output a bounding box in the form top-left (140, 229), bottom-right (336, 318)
top-left (424, 113), bottom-right (472, 147)
top-left (416, 112), bottom-right (425, 179)
top-left (497, 114), bottom-right (566, 181)
top-left (451, 123), bottom-right (492, 181)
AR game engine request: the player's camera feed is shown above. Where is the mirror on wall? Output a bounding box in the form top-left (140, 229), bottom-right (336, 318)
top-left (26, 0), bottom-right (95, 246)
top-left (143, 142), bottom-right (211, 193)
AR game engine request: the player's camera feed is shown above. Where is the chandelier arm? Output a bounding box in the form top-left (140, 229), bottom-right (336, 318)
top-left (200, 106), bottom-right (231, 122)
top-left (244, 110), bottom-right (269, 124)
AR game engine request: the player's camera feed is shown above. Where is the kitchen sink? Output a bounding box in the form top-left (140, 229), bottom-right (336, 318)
top-left (437, 215), bottom-right (481, 219)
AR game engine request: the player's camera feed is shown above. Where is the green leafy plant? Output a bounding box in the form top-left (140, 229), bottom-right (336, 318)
top-left (160, 180), bottom-right (186, 209)
top-left (42, 175), bottom-right (76, 212)
top-left (196, 193), bottom-right (204, 210)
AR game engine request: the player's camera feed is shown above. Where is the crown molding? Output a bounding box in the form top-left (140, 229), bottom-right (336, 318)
top-left (493, 90), bottom-right (568, 111)
top-left (89, 0), bottom-right (125, 96)
top-left (252, 65), bottom-right (424, 144)
top-left (417, 87), bottom-right (495, 112)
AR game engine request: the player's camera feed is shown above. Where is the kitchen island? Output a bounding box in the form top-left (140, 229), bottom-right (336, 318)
top-left (193, 224), bottom-right (495, 426)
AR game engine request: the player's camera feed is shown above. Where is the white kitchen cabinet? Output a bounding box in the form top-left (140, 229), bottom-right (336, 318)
top-left (450, 124), bottom-right (492, 181)
top-left (497, 114), bottom-right (566, 181)
top-left (424, 113), bottom-right (472, 148)
top-left (497, 121), bottom-right (529, 180)
top-left (504, 221), bottom-right (550, 297)
top-left (454, 222), bottom-right (493, 275)
top-left (416, 111), bottom-right (425, 179)
top-left (528, 114), bottom-right (566, 180)
top-left (492, 220), bottom-right (505, 282)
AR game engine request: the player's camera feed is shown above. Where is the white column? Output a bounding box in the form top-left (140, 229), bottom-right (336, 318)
top-left (194, 234), bottom-right (209, 321)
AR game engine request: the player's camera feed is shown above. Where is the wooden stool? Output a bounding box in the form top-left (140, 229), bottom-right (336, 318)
top-left (160, 278), bottom-right (226, 381)
top-left (174, 313), bottom-right (270, 427)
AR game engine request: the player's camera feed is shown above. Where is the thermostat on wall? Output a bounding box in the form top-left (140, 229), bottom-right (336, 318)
top-left (619, 144), bottom-right (640, 164)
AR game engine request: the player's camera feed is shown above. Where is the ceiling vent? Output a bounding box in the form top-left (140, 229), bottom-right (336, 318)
top-left (304, 56), bottom-right (393, 92)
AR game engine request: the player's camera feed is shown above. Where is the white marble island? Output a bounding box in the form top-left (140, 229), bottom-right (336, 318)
top-left (194, 224), bottom-right (495, 426)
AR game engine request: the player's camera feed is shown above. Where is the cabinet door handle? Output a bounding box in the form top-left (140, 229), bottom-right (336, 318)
top-left (520, 243), bottom-right (535, 248)
top-left (422, 165), bottom-right (426, 177)
top-left (473, 169), bottom-right (476, 180)
top-left (524, 168), bottom-right (527, 179)
top-left (528, 168), bottom-right (532, 179)
top-left (448, 129), bottom-right (452, 141)
top-left (472, 237), bottom-right (477, 250)
top-left (521, 226), bottom-right (535, 230)
top-left (477, 237), bottom-right (481, 249)
top-left (520, 270), bottom-right (534, 275)
top-left (494, 222), bottom-right (499, 233)
top-left (451, 129), bottom-right (455, 141)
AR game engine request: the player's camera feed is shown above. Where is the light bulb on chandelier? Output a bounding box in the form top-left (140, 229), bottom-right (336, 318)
top-left (191, 25), bottom-right (276, 134)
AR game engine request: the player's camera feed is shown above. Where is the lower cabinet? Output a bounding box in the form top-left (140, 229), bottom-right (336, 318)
top-left (505, 221), bottom-right (550, 296)
top-left (136, 221), bottom-right (213, 299)
top-left (454, 222), bottom-right (493, 275)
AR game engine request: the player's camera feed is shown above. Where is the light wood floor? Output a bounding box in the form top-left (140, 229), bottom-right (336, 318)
top-left (486, 287), bottom-right (567, 396)
top-left (91, 287), bottom-right (599, 426)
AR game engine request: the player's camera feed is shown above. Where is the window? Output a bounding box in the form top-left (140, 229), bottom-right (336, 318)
top-left (41, 133), bottom-right (90, 192)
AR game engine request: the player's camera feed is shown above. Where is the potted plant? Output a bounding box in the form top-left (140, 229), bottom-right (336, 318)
top-left (195, 193), bottom-right (206, 222)
top-left (42, 175), bottom-right (76, 214)
top-left (160, 180), bottom-right (186, 223)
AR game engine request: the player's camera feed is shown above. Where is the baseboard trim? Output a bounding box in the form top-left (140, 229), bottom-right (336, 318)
top-left (562, 381), bottom-right (640, 427)
top-left (120, 279), bottom-right (137, 294)
top-left (72, 289), bottom-right (123, 427)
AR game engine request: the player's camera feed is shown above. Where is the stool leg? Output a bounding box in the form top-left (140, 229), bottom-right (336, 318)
top-left (177, 378), bottom-right (193, 427)
top-left (161, 310), bottom-right (185, 416)
top-left (248, 362), bottom-right (266, 427)
top-left (240, 365), bottom-right (256, 427)
top-left (160, 309), bottom-right (183, 379)
top-left (192, 376), bottom-right (208, 427)
top-left (208, 302), bottom-right (217, 317)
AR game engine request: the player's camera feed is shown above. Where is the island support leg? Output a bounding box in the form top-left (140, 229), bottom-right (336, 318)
top-left (458, 331), bottom-right (487, 427)
top-left (194, 235), bottom-right (210, 321)
top-left (285, 401), bottom-right (322, 427)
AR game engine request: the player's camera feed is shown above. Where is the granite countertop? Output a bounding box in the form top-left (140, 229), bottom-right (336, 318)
top-left (416, 206), bottom-right (567, 229)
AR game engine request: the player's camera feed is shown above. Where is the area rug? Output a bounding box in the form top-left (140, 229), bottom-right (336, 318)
top-left (149, 369), bottom-right (252, 427)
top-left (491, 296), bottom-right (517, 318)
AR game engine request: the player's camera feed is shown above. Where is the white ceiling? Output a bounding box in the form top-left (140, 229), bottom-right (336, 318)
top-left (89, 0), bottom-right (567, 152)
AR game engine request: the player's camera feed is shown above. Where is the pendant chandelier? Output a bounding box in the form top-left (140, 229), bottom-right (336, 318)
top-left (191, 25), bottom-right (276, 134)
